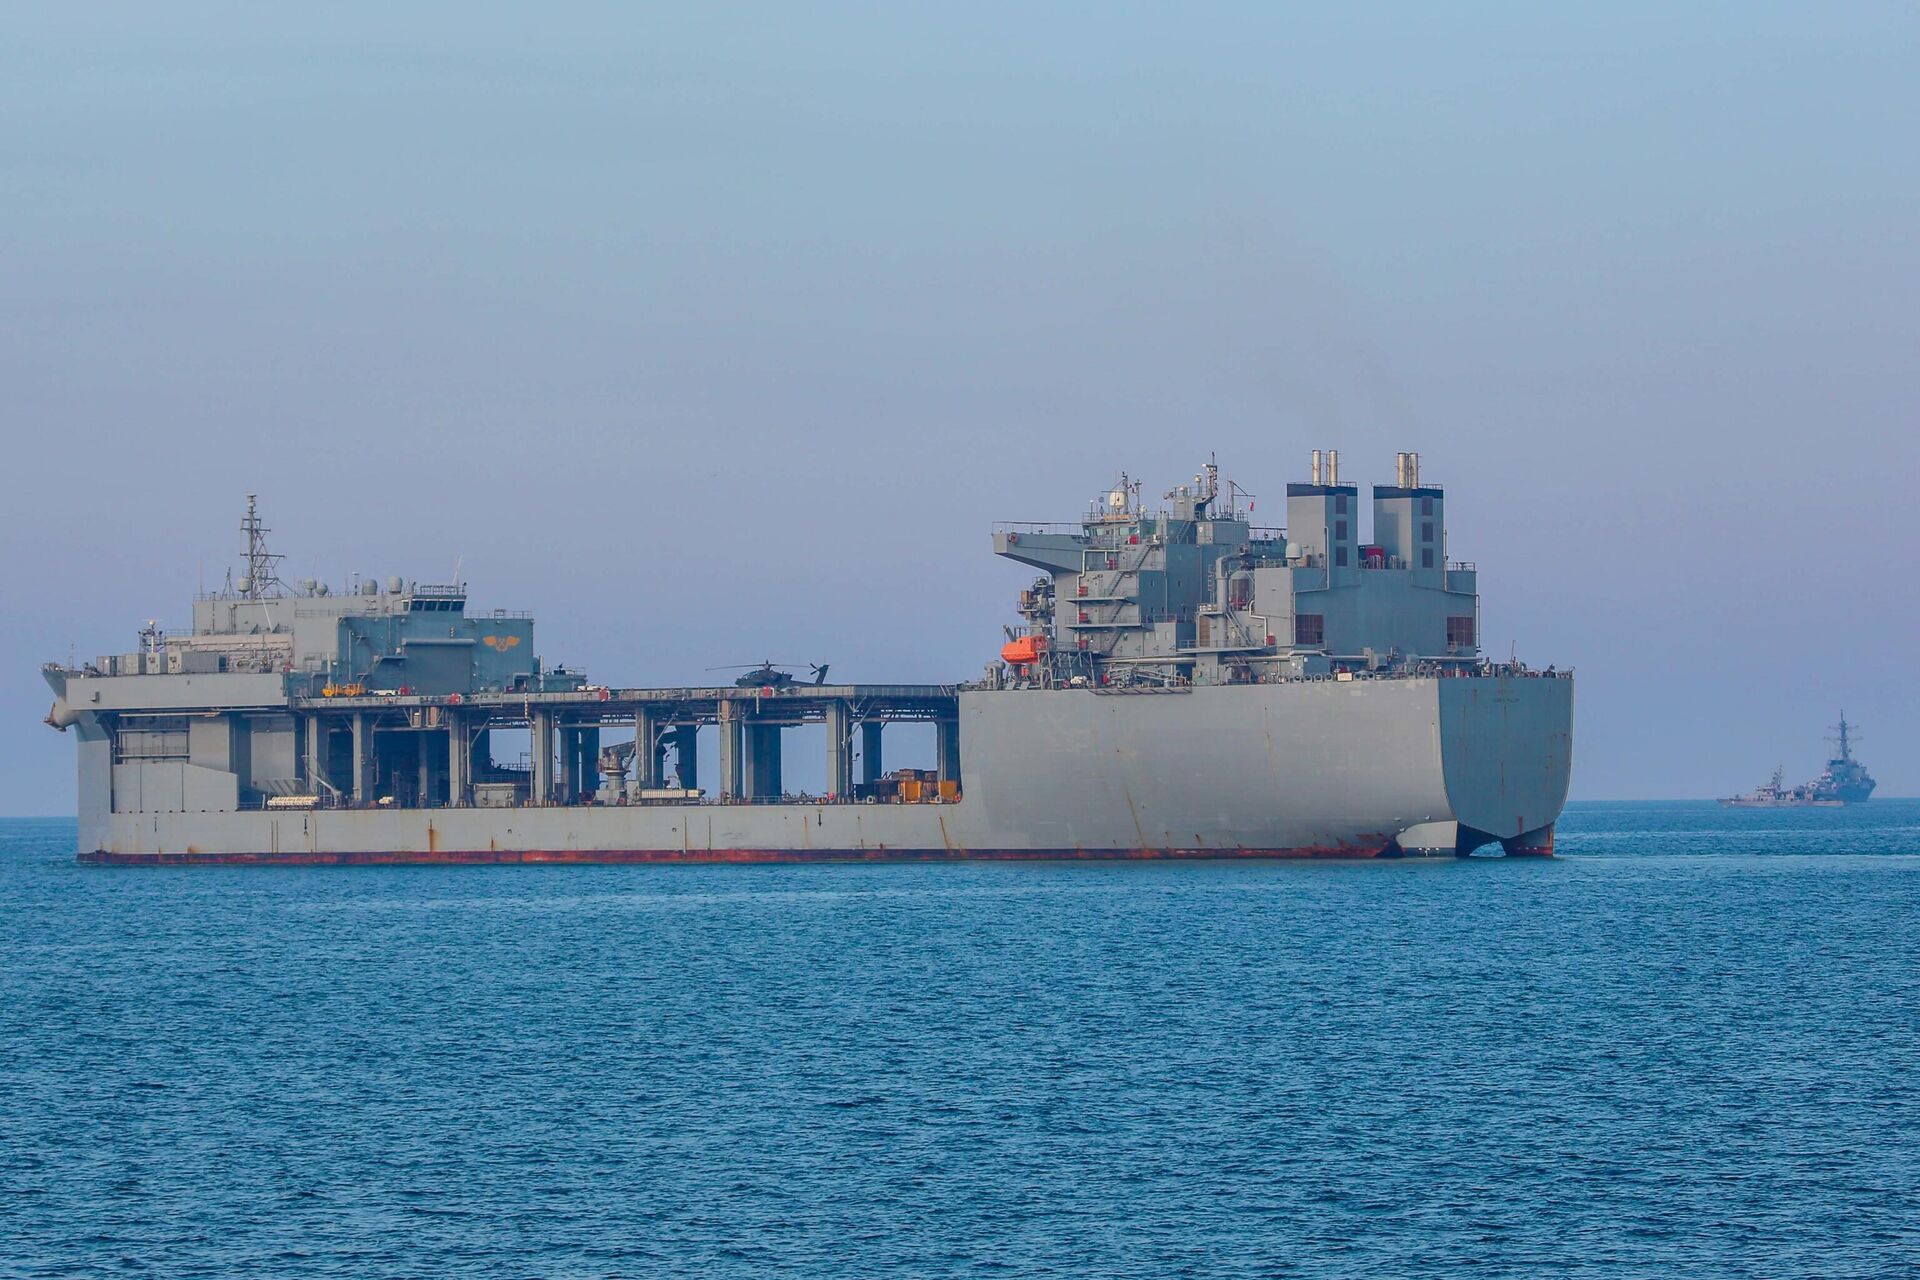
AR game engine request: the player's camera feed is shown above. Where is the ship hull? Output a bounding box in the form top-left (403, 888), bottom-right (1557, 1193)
top-left (70, 676), bottom-right (1573, 865)
top-left (78, 844), bottom-right (1419, 866)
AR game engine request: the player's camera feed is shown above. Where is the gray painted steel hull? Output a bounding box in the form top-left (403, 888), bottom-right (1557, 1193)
top-left (74, 676), bottom-right (1572, 863)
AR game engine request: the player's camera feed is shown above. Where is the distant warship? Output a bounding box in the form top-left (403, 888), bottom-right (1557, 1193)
top-left (1722, 715), bottom-right (1876, 808)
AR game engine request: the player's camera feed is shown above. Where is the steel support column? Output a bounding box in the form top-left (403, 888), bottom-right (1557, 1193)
top-left (558, 725), bottom-right (578, 802)
top-left (446, 711), bottom-right (468, 807)
top-left (531, 710), bottom-right (554, 805)
top-left (351, 713), bottom-right (374, 804)
top-left (860, 720), bottom-right (884, 785)
top-left (634, 708), bottom-right (660, 790)
top-left (825, 699), bottom-right (851, 798)
top-left (742, 721), bottom-right (760, 798)
top-left (718, 701), bottom-right (744, 799)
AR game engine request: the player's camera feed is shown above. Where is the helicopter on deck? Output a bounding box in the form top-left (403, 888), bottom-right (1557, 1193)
top-left (707, 660), bottom-right (832, 690)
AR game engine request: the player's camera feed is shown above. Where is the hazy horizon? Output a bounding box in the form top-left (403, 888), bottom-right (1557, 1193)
top-left (3, 4), bottom-right (1916, 813)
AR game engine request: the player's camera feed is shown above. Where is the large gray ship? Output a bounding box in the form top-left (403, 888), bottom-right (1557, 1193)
top-left (43, 451), bottom-right (1573, 864)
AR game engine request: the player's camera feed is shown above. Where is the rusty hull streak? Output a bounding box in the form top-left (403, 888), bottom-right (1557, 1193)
top-left (1501, 826), bottom-right (1556, 858)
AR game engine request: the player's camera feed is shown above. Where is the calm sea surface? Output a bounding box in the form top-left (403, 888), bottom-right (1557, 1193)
top-left (4, 802), bottom-right (1918, 1278)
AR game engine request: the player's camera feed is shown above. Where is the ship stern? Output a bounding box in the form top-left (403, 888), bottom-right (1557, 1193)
top-left (1437, 674), bottom-right (1574, 855)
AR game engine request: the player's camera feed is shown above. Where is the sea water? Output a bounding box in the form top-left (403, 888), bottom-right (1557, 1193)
top-left (3, 801), bottom-right (1917, 1277)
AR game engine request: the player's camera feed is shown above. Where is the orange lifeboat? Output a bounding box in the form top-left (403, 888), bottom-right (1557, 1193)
top-left (1000, 635), bottom-right (1047, 665)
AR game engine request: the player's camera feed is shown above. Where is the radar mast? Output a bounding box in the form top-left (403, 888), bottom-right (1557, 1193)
top-left (238, 495), bottom-right (288, 600)
top-left (1829, 712), bottom-right (1859, 763)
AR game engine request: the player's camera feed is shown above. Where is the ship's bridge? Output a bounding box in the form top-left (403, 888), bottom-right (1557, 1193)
top-left (404, 584), bottom-right (468, 611)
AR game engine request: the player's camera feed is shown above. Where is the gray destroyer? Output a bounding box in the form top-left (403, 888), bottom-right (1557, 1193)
top-left (43, 451), bottom-right (1573, 864)
top-left (1720, 715), bottom-right (1876, 807)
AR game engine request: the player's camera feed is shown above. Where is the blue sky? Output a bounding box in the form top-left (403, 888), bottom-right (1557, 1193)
top-left (2, 3), bottom-right (1916, 809)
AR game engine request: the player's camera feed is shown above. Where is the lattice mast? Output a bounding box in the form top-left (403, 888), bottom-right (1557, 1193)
top-left (238, 494), bottom-right (288, 599)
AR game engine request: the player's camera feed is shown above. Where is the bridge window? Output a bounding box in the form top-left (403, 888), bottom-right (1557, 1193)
top-left (1294, 614), bottom-right (1325, 646)
top-left (1422, 521), bottom-right (1434, 542)
top-left (1335, 545), bottom-right (1349, 567)
top-left (1422, 497), bottom-right (1434, 516)
top-left (1447, 616), bottom-right (1476, 649)
top-left (1335, 520), bottom-right (1348, 541)
top-left (1335, 494), bottom-right (1348, 515)
top-left (1422, 549), bottom-right (1435, 568)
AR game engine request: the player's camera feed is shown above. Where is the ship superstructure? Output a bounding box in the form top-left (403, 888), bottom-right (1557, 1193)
top-left (44, 454), bottom-right (1573, 865)
top-left (995, 451), bottom-right (1483, 689)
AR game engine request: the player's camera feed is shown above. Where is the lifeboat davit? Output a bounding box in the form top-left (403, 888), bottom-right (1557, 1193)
top-left (1000, 635), bottom-right (1046, 665)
